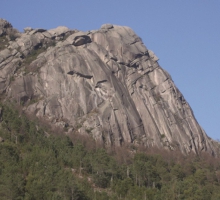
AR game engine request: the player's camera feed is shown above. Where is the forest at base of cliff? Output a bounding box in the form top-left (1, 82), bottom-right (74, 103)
top-left (0, 103), bottom-right (220, 200)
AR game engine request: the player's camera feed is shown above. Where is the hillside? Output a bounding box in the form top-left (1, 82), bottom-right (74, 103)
top-left (1, 19), bottom-right (220, 199)
top-left (0, 103), bottom-right (220, 199)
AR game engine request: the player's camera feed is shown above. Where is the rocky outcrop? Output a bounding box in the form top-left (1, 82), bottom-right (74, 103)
top-left (0, 19), bottom-right (217, 155)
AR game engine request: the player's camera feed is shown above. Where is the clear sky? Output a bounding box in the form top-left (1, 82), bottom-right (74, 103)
top-left (2, 1), bottom-right (220, 140)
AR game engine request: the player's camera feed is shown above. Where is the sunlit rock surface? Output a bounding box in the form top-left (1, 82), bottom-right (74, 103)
top-left (0, 19), bottom-right (216, 155)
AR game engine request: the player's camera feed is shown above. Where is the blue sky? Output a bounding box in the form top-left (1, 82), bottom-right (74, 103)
top-left (2, 1), bottom-right (220, 140)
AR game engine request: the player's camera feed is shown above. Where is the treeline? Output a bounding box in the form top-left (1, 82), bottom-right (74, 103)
top-left (0, 103), bottom-right (220, 199)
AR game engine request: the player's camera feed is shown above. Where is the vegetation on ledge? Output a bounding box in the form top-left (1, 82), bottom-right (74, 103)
top-left (0, 35), bottom-right (9, 51)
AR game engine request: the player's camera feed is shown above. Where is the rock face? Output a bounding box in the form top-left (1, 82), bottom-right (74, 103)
top-left (0, 19), bottom-right (217, 155)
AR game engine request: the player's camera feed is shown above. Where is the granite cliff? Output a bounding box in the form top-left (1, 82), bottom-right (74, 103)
top-left (0, 19), bottom-right (217, 155)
